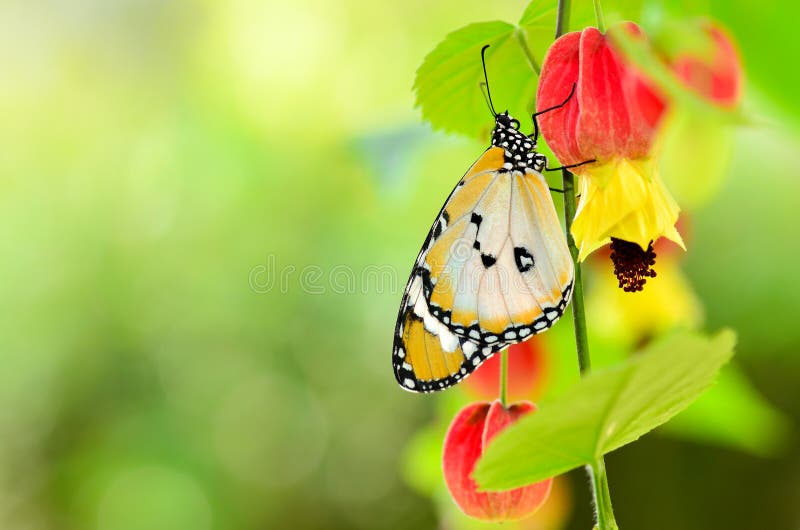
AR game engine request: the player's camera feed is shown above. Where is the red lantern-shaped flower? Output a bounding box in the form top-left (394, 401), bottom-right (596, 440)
top-left (443, 400), bottom-right (552, 521)
top-left (538, 23), bottom-right (682, 292)
top-left (669, 21), bottom-right (743, 108)
top-left (537, 21), bottom-right (742, 292)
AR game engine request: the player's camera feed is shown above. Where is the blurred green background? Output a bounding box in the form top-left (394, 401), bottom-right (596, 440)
top-left (0, 0), bottom-right (798, 529)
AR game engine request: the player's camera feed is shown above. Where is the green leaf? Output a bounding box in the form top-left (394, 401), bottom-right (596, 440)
top-left (662, 362), bottom-right (791, 457)
top-left (414, 21), bottom-right (538, 139)
top-left (475, 330), bottom-right (736, 490)
top-left (518, 0), bottom-right (558, 64)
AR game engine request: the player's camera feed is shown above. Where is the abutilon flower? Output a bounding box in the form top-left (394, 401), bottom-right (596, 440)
top-left (537, 23), bottom-right (683, 292)
top-left (655, 20), bottom-right (744, 211)
top-left (668, 21), bottom-right (743, 108)
top-left (443, 400), bottom-right (552, 521)
top-left (537, 22), bottom-right (742, 291)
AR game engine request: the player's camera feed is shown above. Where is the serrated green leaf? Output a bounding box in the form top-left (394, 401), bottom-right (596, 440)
top-left (662, 362), bottom-right (791, 457)
top-left (414, 21), bottom-right (538, 139)
top-left (518, 0), bottom-right (558, 64)
top-left (475, 330), bottom-right (736, 491)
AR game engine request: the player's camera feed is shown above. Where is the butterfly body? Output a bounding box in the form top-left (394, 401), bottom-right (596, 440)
top-left (393, 111), bottom-right (574, 393)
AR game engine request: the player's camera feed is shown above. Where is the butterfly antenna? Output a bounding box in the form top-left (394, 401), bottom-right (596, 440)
top-left (480, 45), bottom-right (497, 117)
top-left (479, 82), bottom-right (494, 118)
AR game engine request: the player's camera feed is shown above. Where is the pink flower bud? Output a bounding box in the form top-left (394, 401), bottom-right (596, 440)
top-left (670, 22), bottom-right (742, 107)
top-left (537, 24), bottom-right (666, 166)
top-left (443, 400), bottom-right (552, 521)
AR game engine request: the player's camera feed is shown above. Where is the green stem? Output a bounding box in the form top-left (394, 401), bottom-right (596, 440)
top-left (555, 0), bottom-right (571, 39)
top-left (513, 28), bottom-right (541, 75)
top-left (561, 171), bottom-right (591, 374)
top-left (593, 0), bottom-right (607, 32)
top-left (555, 0), bottom-right (616, 522)
top-left (499, 349), bottom-right (509, 407)
top-left (562, 171), bottom-right (619, 530)
top-left (589, 459), bottom-right (618, 530)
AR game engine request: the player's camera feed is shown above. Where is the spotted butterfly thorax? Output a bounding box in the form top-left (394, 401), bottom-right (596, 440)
top-left (491, 111), bottom-right (547, 172)
top-left (392, 105), bottom-right (574, 393)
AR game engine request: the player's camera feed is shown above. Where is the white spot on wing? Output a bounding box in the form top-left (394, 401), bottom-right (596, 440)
top-left (438, 329), bottom-right (459, 352)
top-left (462, 341), bottom-right (478, 359)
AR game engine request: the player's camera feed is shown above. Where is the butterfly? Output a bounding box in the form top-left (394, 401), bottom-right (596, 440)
top-left (393, 45), bottom-right (585, 393)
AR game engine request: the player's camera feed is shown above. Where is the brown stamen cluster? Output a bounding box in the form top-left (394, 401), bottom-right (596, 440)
top-left (609, 238), bottom-right (657, 292)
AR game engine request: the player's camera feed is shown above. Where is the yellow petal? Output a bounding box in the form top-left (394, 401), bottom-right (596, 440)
top-left (571, 158), bottom-right (682, 260)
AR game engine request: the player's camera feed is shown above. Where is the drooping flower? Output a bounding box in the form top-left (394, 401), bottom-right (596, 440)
top-left (655, 21), bottom-right (744, 208)
top-left (667, 21), bottom-right (743, 108)
top-left (442, 400), bottom-right (552, 521)
top-left (440, 475), bottom-right (572, 530)
top-left (464, 339), bottom-right (549, 402)
top-left (537, 24), bottom-right (682, 293)
top-left (537, 21), bottom-right (742, 291)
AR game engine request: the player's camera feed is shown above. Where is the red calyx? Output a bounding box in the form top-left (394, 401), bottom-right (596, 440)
top-left (442, 400), bottom-right (552, 521)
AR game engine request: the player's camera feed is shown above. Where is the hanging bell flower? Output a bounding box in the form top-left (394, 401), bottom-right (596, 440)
top-left (442, 400), bottom-right (553, 521)
top-left (668, 21), bottom-right (743, 108)
top-left (537, 21), bottom-right (743, 291)
top-left (536, 23), bottom-right (682, 292)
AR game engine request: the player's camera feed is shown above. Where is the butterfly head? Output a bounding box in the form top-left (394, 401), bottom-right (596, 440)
top-left (494, 111), bottom-right (520, 131)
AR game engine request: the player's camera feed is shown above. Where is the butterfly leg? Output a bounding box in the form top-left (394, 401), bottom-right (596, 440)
top-left (544, 159), bottom-right (596, 172)
top-left (549, 188), bottom-right (581, 201)
top-left (530, 83), bottom-right (577, 142)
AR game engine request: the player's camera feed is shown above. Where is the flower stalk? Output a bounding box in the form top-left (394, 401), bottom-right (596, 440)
top-left (593, 0), bottom-right (606, 32)
top-left (561, 169), bottom-right (618, 530)
top-left (561, 170), bottom-right (591, 374)
top-left (499, 349), bottom-right (509, 407)
top-left (514, 28), bottom-right (541, 75)
top-left (562, 168), bottom-right (618, 530)
top-left (555, 2), bottom-right (617, 528)
top-left (555, 0), bottom-right (571, 38)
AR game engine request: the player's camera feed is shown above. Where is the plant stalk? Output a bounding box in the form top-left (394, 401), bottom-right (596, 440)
top-left (556, 0), bottom-right (616, 519)
top-left (589, 458), bottom-right (618, 530)
top-left (561, 170), bottom-right (591, 374)
top-left (593, 0), bottom-right (607, 32)
top-left (513, 28), bottom-right (541, 75)
top-left (555, 0), bottom-right (571, 39)
top-left (562, 174), bottom-right (618, 529)
top-left (499, 349), bottom-right (509, 407)
top-left (562, 170), bottom-right (619, 530)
